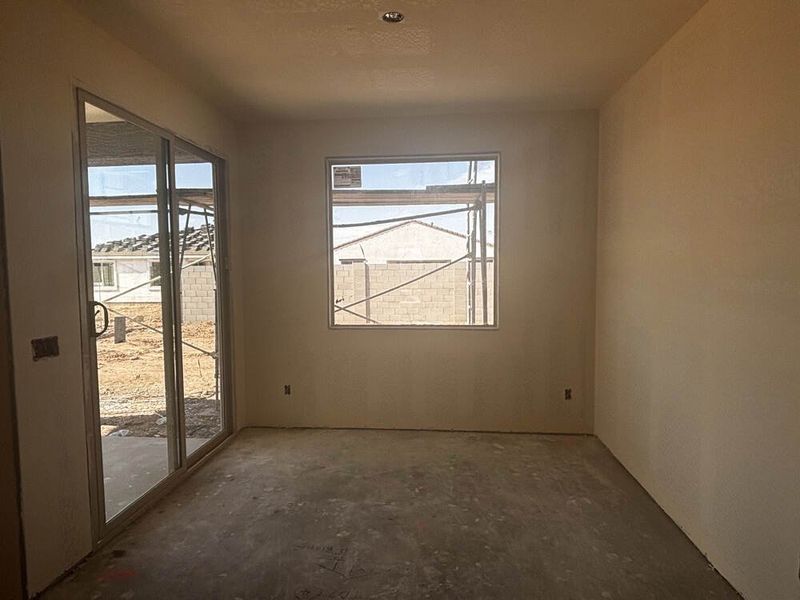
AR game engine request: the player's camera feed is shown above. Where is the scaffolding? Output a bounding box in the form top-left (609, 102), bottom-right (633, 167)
top-left (90, 195), bottom-right (218, 359)
top-left (331, 173), bottom-right (494, 326)
top-left (94, 175), bottom-right (495, 331)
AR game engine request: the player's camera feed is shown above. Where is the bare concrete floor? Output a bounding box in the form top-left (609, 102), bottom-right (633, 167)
top-left (46, 429), bottom-right (740, 599)
top-left (102, 436), bottom-right (209, 519)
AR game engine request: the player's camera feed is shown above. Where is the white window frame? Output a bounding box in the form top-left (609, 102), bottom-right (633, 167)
top-left (326, 153), bottom-right (500, 330)
top-left (92, 260), bottom-right (117, 290)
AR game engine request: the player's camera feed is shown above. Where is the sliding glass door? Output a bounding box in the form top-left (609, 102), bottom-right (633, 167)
top-left (172, 144), bottom-right (225, 459)
top-left (77, 92), bottom-right (229, 534)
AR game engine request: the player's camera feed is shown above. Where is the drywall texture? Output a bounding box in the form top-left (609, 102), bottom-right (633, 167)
top-left (240, 111), bottom-right (597, 432)
top-left (0, 0), bottom-right (243, 593)
top-left (595, 1), bottom-right (800, 599)
top-left (67, 0), bottom-right (707, 119)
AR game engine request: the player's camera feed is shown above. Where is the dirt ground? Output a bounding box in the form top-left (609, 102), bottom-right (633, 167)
top-left (97, 303), bottom-right (221, 439)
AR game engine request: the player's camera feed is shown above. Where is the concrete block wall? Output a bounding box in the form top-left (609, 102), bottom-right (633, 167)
top-left (99, 259), bottom-right (217, 324)
top-left (334, 261), bottom-right (495, 325)
top-left (181, 263), bottom-right (216, 322)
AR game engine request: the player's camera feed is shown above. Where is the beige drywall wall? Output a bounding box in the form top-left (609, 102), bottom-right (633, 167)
top-left (0, 148), bottom-right (26, 600)
top-left (595, 1), bottom-right (800, 599)
top-left (239, 111), bottom-right (597, 432)
top-left (0, 0), bottom-right (244, 593)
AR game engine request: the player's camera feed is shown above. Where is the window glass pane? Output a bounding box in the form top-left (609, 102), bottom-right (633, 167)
top-left (174, 145), bottom-right (222, 455)
top-left (149, 261), bottom-right (161, 286)
top-left (329, 157), bottom-right (497, 326)
top-left (84, 100), bottom-right (172, 521)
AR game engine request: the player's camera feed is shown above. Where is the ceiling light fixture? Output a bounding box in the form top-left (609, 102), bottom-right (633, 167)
top-left (381, 11), bottom-right (404, 24)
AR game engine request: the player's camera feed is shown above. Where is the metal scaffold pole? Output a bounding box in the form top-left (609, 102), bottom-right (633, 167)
top-left (328, 174), bottom-right (496, 326)
top-left (335, 253), bottom-right (471, 313)
top-left (469, 200), bottom-right (477, 325)
top-left (479, 181), bottom-right (488, 326)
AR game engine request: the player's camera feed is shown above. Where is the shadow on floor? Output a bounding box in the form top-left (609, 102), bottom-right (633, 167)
top-left (102, 436), bottom-right (209, 519)
top-left (49, 429), bottom-right (741, 599)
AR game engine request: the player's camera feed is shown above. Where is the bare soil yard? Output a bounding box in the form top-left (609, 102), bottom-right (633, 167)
top-left (97, 303), bottom-right (221, 439)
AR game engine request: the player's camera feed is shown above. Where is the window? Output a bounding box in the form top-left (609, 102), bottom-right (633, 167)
top-left (92, 261), bottom-right (116, 288)
top-left (328, 155), bottom-right (498, 327)
top-left (149, 261), bottom-right (161, 287)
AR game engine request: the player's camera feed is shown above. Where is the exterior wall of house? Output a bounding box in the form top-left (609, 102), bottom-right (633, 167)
top-left (335, 221), bottom-right (493, 263)
top-left (94, 259), bottom-right (160, 303)
top-left (334, 261), bottom-right (494, 325)
top-left (93, 258), bottom-right (216, 323)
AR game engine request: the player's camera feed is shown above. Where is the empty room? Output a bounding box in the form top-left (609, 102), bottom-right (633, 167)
top-left (0, 0), bottom-right (798, 599)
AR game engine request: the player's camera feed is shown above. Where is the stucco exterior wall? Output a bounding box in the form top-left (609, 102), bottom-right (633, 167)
top-left (334, 221), bottom-right (493, 263)
top-left (94, 258), bottom-right (159, 303)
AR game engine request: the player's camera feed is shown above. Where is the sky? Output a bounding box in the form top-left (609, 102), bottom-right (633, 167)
top-left (331, 160), bottom-right (496, 247)
top-left (88, 159), bottom-right (497, 251)
top-left (89, 162), bottom-right (213, 245)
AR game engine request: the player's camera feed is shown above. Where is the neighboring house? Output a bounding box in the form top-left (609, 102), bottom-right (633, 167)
top-left (92, 225), bottom-right (216, 322)
top-left (332, 220), bottom-right (495, 325)
top-left (333, 219), bottom-right (494, 264)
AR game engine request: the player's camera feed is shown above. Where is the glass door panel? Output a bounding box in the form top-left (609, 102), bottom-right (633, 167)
top-left (83, 101), bottom-right (175, 521)
top-left (173, 145), bottom-right (223, 457)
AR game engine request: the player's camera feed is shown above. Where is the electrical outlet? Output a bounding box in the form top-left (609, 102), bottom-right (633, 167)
top-left (564, 388), bottom-right (572, 400)
top-left (284, 384), bottom-right (291, 395)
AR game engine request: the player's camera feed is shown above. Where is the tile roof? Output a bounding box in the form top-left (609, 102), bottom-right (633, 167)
top-left (93, 225), bottom-right (214, 255)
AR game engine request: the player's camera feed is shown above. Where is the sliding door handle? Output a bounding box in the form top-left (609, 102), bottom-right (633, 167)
top-left (92, 301), bottom-right (109, 337)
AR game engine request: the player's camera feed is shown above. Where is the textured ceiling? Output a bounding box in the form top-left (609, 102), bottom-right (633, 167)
top-left (69, 0), bottom-right (706, 120)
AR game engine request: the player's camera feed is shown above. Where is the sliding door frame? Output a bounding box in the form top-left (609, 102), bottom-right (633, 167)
top-left (170, 138), bottom-right (234, 468)
top-left (73, 88), bottom-right (234, 546)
